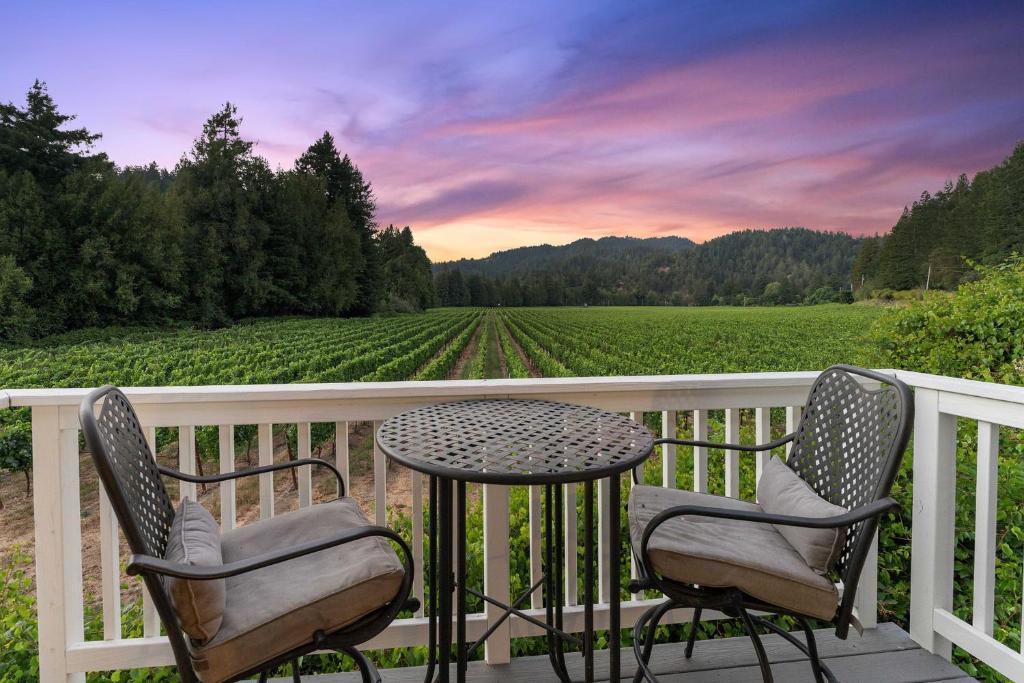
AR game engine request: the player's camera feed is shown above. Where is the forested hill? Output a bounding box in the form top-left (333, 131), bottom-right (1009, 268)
top-left (438, 235), bottom-right (694, 277)
top-left (852, 141), bottom-right (1024, 293)
top-left (435, 228), bottom-right (860, 307)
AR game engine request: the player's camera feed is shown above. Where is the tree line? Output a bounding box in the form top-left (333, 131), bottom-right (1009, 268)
top-left (0, 81), bottom-right (434, 342)
top-left (435, 228), bottom-right (859, 307)
top-left (852, 141), bottom-right (1024, 293)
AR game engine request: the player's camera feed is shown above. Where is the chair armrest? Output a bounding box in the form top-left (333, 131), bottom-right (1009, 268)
top-left (653, 432), bottom-right (795, 453)
top-left (640, 497), bottom-right (899, 561)
top-left (634, 433), bottom-right (796, 485)
top-left (159, 458), bottom-right (346, 496)
top-left (127, 524), bottom-right (410, 580)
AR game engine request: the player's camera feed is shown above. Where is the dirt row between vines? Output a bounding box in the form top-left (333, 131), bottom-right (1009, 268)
top-left (0, 314), bottom-right (486, 604)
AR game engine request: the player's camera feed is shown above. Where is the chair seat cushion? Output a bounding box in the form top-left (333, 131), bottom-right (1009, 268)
top-left (189, 498), bottom-right (405, 683)
top-left (628, 486), bottom-right (839, 620)
top-left (164, 498), bottom-right (225, 645)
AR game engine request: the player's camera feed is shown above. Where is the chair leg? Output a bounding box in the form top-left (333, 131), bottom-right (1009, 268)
top-left (340, 646), bottom-right (381, 683)
top-left (797, 617), bottom-right (837, 683)
top-left (292, 658), bottom-right (302, 683)
top-left (737, 606), bottom-right (773, 683)
top-left (685, 607), bottom-right (702, 659)
top-left (632, 599), bottom-right (674, 683)
top-left (258, 672), bottom-right (269, 683)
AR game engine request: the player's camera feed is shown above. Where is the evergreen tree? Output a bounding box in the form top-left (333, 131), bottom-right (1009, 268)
top-left (0, 80), bottom-right (108, 186)
top-left (377, 225), bottom-right (434, 311)
top-left (296, 132), bottom-right (380, 313)
top-left (174, 103), bottom-right (271, 323)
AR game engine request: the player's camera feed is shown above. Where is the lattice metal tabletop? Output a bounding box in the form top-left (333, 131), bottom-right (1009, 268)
top-left (376, 399), bottom-right (653, 484)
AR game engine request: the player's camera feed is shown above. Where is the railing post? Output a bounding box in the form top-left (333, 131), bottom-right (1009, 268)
top-left (854, 530), bottom-right (879, 630)
top-left (483, 484), bottom-right (511, 664)
top-left (32, 407), bottom-right (85, 683)
top-left (973, 421), bottom-right (999, 634)
top-left (909, 388), bottom-right (957, 659)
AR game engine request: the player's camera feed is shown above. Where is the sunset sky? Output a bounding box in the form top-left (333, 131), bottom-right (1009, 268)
top-left (4, 1), bottom-right (1023, 260)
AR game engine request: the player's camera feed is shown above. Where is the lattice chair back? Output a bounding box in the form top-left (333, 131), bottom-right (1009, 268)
top-left (786, 365), bottom-right (912, 633)
top-left (80, 386), bottom-right (176, 559)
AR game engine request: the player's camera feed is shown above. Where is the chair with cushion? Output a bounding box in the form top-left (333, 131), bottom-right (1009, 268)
top-left (627, 366), bottom-right (912, 683)
top-left (80, 385), bottom-right (417, 683)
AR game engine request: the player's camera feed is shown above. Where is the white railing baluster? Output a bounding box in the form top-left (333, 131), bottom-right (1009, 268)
top-left (411, 470), bottom-right (424, 617)
top-left (629, 411), bottom-right (644, 598)
top-left (661, 410), bottom-right (676, 488)
top-left (178, 426), bottom-right (196, 502)
top-left (99, 487), bottom-right (121, 640)
top-left (974, 421), bottom-right (999, 634)
top-left (483, 484), bottom-right (511, 664)
top-left (142, 426), bottom-right (160, 637)
top-left (692, 409), bottom-right (708, 494)
top-left (754, 408), bottom-right (770, 486)
top-left (297, 422), bottom-right (312, 507)
top-left (785, 406), bottom-right (802, 455)
top-left (529, 485), bottom-right (543, 608)
top-left (32, 409), bottom-right (85, 683)
top-left (564, 483), bottom-right (578, 606)
top-left (335, 421), bottom-right (349, 496)
top-left (909, 388), bottom-right (957, 660)
top-left (258, 423), bottom-right (274, 519)
top-left (724, 408), bottom-right (740, 498)
top-left (373, 420), bottom-right (386, 526)
top-left (218, 425), bottom-right (235, 531)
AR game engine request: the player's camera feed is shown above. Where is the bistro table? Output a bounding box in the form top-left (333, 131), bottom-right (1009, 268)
top-left (376, 399), bottom-right (653, 683)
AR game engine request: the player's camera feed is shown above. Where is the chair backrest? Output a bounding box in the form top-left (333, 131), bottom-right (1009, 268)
top-left (787, 366), bottom-right (912, 633)
top-left (79, 385), bottom-right (176, 560)
top-left (80, 386), bottom-right (200, 681)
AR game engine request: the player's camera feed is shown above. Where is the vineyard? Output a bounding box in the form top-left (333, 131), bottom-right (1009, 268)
top-left (0, 304), bottom-right (890, 680)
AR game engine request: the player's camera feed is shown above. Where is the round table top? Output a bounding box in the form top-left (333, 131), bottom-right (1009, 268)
top-left (376, 399), bottom-right (654, 484)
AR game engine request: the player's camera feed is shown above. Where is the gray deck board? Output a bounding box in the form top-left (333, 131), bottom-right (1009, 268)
top-left (277, 622), bottom-right (972, 682)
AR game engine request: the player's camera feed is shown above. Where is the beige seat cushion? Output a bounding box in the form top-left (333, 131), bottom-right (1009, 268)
top-left (628, 486), bottom-right (839, 620)
top-left (164, 498), bottom-right (225, 645)
top-left (189, 498), bottom-right (405, 683)
top-left (757, 456), bottom-right (847, 574)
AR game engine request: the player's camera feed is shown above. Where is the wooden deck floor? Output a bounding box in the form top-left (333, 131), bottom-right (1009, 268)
top-left (286, 623), bottom-right (971, 682)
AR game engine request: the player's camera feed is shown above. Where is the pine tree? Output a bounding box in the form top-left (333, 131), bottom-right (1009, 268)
top-left (174, 103), bottom-right (271, 323)
top-left (296, 132), bottom-right (380, 314)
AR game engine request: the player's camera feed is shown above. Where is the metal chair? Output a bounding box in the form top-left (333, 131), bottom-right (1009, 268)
top-left (79, 385), bottom-right (418, 683)
top-left (628, 366), bottom-right (913, 682)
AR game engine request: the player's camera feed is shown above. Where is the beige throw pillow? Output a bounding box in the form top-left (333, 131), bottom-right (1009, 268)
top-left (756, 456), bottom-right (847, 575)
top-left (164, 498), bottom-right (225, 644)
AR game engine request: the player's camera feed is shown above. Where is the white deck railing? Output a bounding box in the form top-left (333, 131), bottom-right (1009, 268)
top-left (4, 370), bottom-right (1023, 682)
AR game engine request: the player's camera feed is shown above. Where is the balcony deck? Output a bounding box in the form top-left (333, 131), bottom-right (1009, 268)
top-left (288, 624), bottom-right (971, 683)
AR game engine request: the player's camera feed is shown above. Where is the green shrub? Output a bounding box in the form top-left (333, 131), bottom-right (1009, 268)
top-left (867, 256), bottom-right (1024, 680)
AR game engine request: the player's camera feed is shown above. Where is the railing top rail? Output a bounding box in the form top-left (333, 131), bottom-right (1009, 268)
top-left (5, 368), bottom-right (1022, 411)
top-left (891, 369), bottom-right (1024, 404)
top-left (3, 371), bottom-right (826, 408)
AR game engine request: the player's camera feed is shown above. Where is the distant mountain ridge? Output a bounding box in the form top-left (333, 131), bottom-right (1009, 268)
top-left (434, 228), bottom-right (860, 307)
top-left (435, 235), bottom-right (695, 277)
